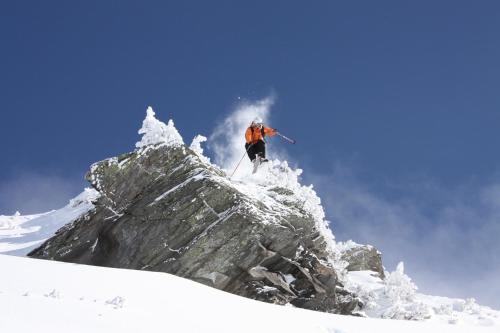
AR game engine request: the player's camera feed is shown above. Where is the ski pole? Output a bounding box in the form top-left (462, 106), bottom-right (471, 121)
top-left (230, 143), bottom-right (253, 179)
top-left (276, 132), bottom-right (296, 144)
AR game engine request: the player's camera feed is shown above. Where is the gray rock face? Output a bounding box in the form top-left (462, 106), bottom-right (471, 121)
top-left (341, 245), bottom-right (385, 279)
top-left (29, 144), bottom-right (360, 314)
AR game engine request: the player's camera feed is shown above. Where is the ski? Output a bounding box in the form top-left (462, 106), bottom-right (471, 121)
top-left (252, 156), bottom-right (261, 174)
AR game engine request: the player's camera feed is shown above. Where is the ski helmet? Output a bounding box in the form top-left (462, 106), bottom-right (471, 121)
top-left (252, 117), bottom-right (263, 126)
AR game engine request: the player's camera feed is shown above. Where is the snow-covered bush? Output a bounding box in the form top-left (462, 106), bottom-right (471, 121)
top-left (384, 262), bottom-right (417, 302)
top-left (190, 135), bottom-right (210, 164)
top-left (381, 262), bottom-right (431, 320)
top-left (136, 106), bottom-right (184, 149)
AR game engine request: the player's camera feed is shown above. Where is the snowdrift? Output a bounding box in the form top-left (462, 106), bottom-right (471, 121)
top-left (1, 254), bottom-right (498, 333)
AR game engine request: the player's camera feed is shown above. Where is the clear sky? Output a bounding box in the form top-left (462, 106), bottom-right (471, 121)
top-left (1, 1), bottom-right (499, 308)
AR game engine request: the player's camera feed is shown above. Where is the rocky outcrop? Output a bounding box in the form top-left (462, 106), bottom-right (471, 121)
top-left (29, 144), bottom-right (360, 314)
top-left (341, 244), bottom-right (385, 279)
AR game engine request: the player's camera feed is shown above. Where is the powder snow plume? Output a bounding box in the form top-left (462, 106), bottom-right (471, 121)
top-left (209, 97), bottom-right (274, 177)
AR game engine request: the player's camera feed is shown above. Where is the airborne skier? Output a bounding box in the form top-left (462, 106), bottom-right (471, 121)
top-left (245, 117), bottom-right (277, 173)
top-left (229, 117), bottom-right (295, 178)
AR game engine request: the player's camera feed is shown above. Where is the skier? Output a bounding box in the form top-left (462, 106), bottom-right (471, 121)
top-left (245, 117), bottom-right (277, 172)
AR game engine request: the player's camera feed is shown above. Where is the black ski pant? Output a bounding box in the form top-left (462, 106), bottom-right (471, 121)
top-left (245, 140), bottom-right (265, 162)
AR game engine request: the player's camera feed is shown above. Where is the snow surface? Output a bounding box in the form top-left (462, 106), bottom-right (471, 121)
top-left (1, 254), bottom-right (498, 333)
top-left (0, 188), bottom-right (99, 255)
top-left (135, 106), bottom-right (184, 148)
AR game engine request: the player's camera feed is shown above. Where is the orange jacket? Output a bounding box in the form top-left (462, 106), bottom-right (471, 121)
top-left (245, 125), bottom-right (277, 144)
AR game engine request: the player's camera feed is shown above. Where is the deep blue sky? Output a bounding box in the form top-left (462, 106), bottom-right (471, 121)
top-left (1, 0), bottom-right (499, 189)
top-left (1, 1), bottom-right (500, 306)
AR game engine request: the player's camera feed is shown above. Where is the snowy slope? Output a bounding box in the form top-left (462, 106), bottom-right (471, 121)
top-left (1, 254), bottom-right (498, 333)
top-left (0, 188), bottom-right (99, 255)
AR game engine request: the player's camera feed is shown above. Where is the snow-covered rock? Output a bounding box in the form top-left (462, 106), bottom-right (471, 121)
top-left (337, 241), bottom-right (385, 278)
top-left (29, 141), bottom-right (358, 314)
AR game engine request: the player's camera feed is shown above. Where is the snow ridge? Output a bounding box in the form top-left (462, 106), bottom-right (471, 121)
top-left (0, 188), bottom-right (100, 255)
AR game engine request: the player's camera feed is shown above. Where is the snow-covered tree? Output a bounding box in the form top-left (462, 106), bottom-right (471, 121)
top-left (135, 106), bottom-right (184, 148)
top-left (190, 135), bottom-right (210, 164)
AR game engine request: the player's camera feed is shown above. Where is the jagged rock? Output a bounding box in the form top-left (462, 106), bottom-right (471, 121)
top-left (341, 244), bottom-right (385, 279)
top-left (29, 143), bottom-right (361, 314)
